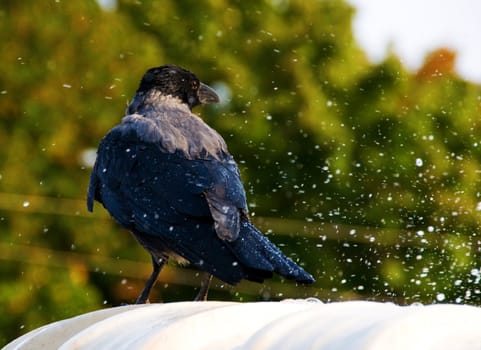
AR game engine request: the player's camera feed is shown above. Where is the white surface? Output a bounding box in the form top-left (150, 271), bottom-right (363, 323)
top-left (347, 0), bottom-right (481, 83)
top-left (5, 300), bottom-right (481, 349)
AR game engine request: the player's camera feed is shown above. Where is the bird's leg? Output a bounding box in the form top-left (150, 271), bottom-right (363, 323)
top-left (194, 273), bottom-right (213, 301)
top-left (136, 256), bottom-right (165, 304)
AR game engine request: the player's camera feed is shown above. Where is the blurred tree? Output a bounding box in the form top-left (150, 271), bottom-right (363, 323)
top-left (417, 48), bottom-right (457, 80)
top-left (1, 0), bottom-right (481, 345)
top-left (0, 0), bottom-right (165, 342)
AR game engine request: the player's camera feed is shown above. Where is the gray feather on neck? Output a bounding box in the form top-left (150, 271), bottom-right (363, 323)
top-left (123, 92), bottom-right (228, 161)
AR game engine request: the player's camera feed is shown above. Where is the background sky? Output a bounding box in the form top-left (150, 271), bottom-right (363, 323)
top-left (347, 0), bottom-right (481, 83)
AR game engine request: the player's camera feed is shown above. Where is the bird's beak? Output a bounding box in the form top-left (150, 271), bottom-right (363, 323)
top-left (198, 82), bottom-right (220, 104)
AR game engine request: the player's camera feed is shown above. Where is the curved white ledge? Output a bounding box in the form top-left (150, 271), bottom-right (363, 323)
top-left (5, 300), bottom-right (481, 349)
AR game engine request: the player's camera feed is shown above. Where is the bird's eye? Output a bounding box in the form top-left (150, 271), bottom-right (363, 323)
top-left (191, 80), bottom-right (199, 90)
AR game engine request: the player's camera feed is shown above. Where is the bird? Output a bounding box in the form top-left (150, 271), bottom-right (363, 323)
top-left (87, 64), bottom-right (315, 303)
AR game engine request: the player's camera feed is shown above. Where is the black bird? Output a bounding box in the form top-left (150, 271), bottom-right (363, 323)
top-left (87, 65), bottom-right (315, 302)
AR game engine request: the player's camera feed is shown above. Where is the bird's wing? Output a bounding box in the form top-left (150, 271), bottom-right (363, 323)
top-left (203, 157), bottom-right (248, 241)
top-left (87, 117), bottom-right (248, 241)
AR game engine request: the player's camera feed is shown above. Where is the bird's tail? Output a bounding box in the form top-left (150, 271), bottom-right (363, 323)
top-left (227, 220), bottom-right (315, 284)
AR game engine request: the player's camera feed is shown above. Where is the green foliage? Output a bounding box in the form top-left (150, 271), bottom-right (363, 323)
top-left (1, 0), bottom-right (481, 345)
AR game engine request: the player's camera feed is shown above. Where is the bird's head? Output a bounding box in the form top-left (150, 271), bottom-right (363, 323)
top-left (136, 65), bottom-right (220, 110)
